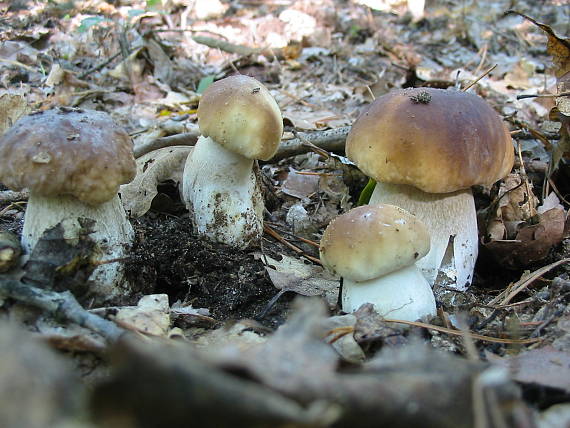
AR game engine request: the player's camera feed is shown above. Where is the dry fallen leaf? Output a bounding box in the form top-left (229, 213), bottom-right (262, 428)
top-left (483, 207), bottom-right (566, 269)
top-left (257, 253), bottom-right (339, 307)
top-left (487, 346), bottom-right (570, 393)
top-left (120, 146), bottom-right (192, 217)
top-left (114, 294), bottom-right (171, 337)
top-left (0, 92), bottom-right (29, 135)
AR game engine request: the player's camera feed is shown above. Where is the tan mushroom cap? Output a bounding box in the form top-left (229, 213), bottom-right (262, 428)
top-left (0, 108), bottom-right (136, 205)
top-left (198, 75), bottom-right (283, 161)
top-left (346, 88), bottom-right (514, 193)
top-left (319, 204), bottom-right (430, 282)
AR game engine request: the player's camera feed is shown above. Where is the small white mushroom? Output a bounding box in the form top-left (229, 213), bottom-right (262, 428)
top-left (319, 204), bottom-right (436, 322)
top-left (182, 75), bottom-right (283, 248)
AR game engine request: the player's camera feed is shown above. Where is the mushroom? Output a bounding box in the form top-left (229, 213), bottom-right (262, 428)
top-left (346, 88), bottom-right (514, 290)
top-left (319, 204), bottom-right (436, 321)
top-left (182, 75), bottom-right (283, 248)
top-left (0, 107), bottom-right (136, 300)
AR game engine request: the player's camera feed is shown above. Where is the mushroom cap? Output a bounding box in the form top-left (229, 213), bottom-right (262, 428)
top-left (319, 204), bottom-right (430, 282)
top-left (0, 108), bottom-right (136, 205)
top-left (197, 75), bottom-right (283, 161)
top-left (346, 88), bottom-right (514, 193)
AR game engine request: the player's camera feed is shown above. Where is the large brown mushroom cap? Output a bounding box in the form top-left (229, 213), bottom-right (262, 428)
top-left (0, 108), bottom-right (136, 205)
top-left (319, 204), bottom-right (430, 282)
top-left (197, 75), bottom-right (283, 161)
top-left (346, 88), bottom-right (514, 193)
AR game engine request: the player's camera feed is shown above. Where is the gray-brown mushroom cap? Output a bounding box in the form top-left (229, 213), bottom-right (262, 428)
top-left (0, 108), bottom-right (136, 205)
top-left (319, 204), bottom-right (430, 282)
top-left (197, 75), bottom-right (283, 161)
top-left (346, 88), bottom-right (514, 193)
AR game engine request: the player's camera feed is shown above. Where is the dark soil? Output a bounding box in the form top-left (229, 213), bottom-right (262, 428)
top-left (125, 211), bottom-right (295, 329)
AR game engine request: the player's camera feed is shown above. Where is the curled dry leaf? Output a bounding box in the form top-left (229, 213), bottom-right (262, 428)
top-left (257, 253), bottom-right (339, 307)
top-left (0, 93), bottom-right (29, 135)
top-left (483, 207), bottom-right (566, 269)
top-left (113, 294), bottom-right (171, 337)
top-left (120, 146), bottom-right (192, 217)
top-left (484, 172), bottom-right (539, 242)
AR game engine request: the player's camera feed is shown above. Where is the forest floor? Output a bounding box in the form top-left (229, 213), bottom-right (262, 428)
top-left (0, 0), bottom-right (569, 427)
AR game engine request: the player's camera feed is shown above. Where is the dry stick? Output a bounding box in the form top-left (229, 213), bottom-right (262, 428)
top-left (517, 91), bottom-right (570, 100)
top-left (263, 224), bottom-right (321, 264)
top-left (264, 222), bottom-right (320, 248)
top-left (292, 130), bottom-right (331, 159)
top-left (135, 126), bottom-right (351, 160)
top-left (134, 128), bottom-right (200, 158)
top-left (462, 64), bottom-right (497, 92)
top-left (275, 126), bottom-right (351, 161)
top-left (191, 35), bottom-right (286, 60)
top-left (78, 50), bottom-right (123, 80)
top-left (383, 318), bottom-right (540, 345)
top-left (0, 190), bottom-right (29, 204)
top-left (0, 278), bottom-right (125, 342)
top-left (489, 258), bottom-right (570, 306)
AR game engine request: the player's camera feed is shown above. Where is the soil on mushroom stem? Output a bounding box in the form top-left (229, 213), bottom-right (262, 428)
top-left (126, 213), bottom-right (293, 329)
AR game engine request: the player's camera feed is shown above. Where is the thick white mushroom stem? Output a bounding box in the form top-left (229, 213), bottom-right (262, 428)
top-left (369, 183), bottom-right (478, 290)
top-left (21, 192), bottom-right (134, 295)
top-left (342, 264), bottom-right (436, 321)
top-left (182, 135), bottom-right (264, 248)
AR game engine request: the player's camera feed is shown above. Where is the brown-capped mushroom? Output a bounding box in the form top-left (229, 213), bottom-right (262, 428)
top-left (346, 88), bottom-right (514, 289)
top-left (0, 107), bottom-right (136, 300)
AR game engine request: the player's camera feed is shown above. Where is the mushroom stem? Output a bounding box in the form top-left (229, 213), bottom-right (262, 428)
top-left (369, 182), bottom-right (478, 290)
top-left (22, 192), bottom-right (134, 293)
top-left (342, 264), bottom-right (436, 321)
top-left (182, 135), bottom-right (263, 248)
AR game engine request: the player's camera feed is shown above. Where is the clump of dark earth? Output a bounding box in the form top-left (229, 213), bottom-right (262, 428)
top-left (126, 213), bottom-right (293, 329)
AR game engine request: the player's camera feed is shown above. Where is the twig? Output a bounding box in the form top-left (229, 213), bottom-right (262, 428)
top-left (263, 224), bottom-right (321, 264)
top-left (383, 318), bottom-right (539, 345)
top-left (0, 190), bottom-right (29, 204)
top-left (462, 64), bottom-right (497, 92)
top-left (78, 50), bottom-right (123, 79)
top-left (489, 258), bottom-right (570, 306)
top-left (192, 35), bottom-right (285, 60)
top-left (517, 91), bottom-right (570, 100)
top-left (0, 58), bottom-right (38, 73)
top-left (264, 222), bottom-right (320, 248)
top-left (0, 278), bottom-right (125, 342)
top-left (135, 126), bottom-right (351, 160)
top-left (275, 126), bottom-right (350, 161)
top-left (292, 130), bottom-right (331, 159)
top-left (134, 129), bottom-right (200, 158)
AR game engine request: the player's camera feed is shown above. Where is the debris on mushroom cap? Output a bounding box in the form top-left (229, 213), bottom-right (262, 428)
top-left (0, 107), bottom-right (136, 206)
top-left (346, 87), bottom-right (515, 194)
top-left (197, 75), bottom-right (283, 161)
top-left (319, 204), bottom-right (430, 282)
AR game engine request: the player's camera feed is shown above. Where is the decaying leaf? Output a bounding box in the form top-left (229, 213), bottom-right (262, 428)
top-left (0, 324), bottom-right (83, 427)
top-left (0, 92), bottom-right (29, 135)
top-left (484, 172), bottom-right (539, 241)
top-left (120, 146), bottom-right (192, 217)
top-left (258, 253), bottom-right (339, 307)
top-left (323, 313), bottom-right (365, 364)
top-left (487, 346), bottom-right (570, 393)
top-left (483, 206), bottom-right (566, 269)
top-left (113, 294), bottom-right (171, 337)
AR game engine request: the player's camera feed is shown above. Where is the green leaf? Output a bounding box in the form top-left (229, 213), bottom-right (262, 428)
top-left (77, 16), bottom-right (108, 33)
top-left (357, 178), bottom-right (376, 206)
top-left (128, 9), bottom-right (146, 17)
top-left (146, 0), bottom-right (161, 7)
top-left (196, 75), bottom-right (216, 94)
